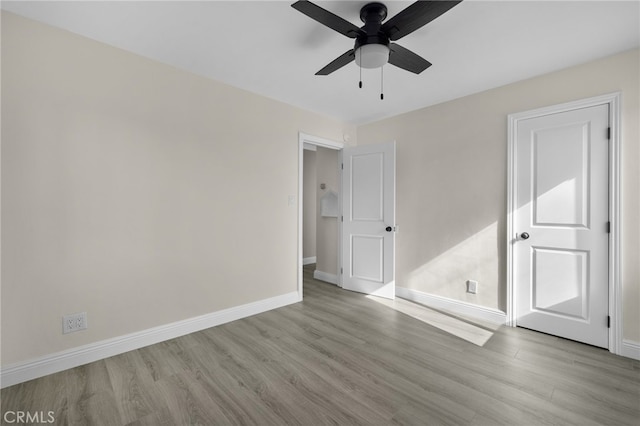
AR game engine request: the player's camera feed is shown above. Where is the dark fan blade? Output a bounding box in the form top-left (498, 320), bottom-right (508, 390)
top-left (292, 1), bottom-right (363, 39)
top-left (388, 43), bottom-right (432, 74)
top-left (382, 1), bottom-right (462, 41)
top-left (316, 50), bottom-right (355, 75)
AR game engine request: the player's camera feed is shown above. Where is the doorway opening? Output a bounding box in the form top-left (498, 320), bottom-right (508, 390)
top-left (297, 133), bottom-right (344, 299)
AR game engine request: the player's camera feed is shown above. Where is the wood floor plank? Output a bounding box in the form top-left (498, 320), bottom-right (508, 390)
top-left (67, 390), bottom-right (122, 426)
top-left (65, 361), bottom-right (121, 426)
top-left (1, 371), bottom-right (70, 425)
top-left (103, 351), bottom-right (158, 424)
top-left (2, 265), bottom-right (639, 425)
top-left (151, 371), bottom-right (231, 426)
top-left (137, 342), bottom-right (192, 382)
top-left (315, 327), bottom-right (591, 426)
top-left (211, 325), bottom-right (390, 424)
top-left (65, 360), bottom-right (113, 405)
top-left (551, 386), bottom-right (640, 426)
top-left (184, 344), bottom-right (287, 425)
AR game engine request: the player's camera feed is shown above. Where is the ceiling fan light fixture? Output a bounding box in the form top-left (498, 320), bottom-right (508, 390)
top-left (355, 44), bottom-right (390, 69)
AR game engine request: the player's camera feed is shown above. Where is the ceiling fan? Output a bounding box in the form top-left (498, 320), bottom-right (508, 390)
top-left (291, 0), bottom-right (462, 76)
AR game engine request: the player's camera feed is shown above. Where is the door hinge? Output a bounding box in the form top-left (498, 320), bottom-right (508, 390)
top-left (341, 215), bottom-right (343, 222)
top-left (607, 127), bottom-right (611, 140)
top-left (341, 163), bottom-right (344, 170)
top-left (607, 316), bottom-right (611, 328)
top-left (607, 221), bottom-right (611, 233)
top-left (340, 267), bottom-right (343, 275)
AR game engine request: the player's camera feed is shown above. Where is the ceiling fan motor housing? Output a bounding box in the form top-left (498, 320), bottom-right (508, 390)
top-left (355, 2), bottom-right (390, 68)
top-left (360, 2), bottom-right (387, 25)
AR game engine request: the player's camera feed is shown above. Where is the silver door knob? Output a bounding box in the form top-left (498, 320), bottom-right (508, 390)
top-left (520, 232), bottom-right (530, 240)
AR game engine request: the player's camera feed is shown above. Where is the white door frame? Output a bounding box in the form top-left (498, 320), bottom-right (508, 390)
top-left (297, 132), bottom-right (344, 300)
top-left (506, 92), bottom-right (622, 355)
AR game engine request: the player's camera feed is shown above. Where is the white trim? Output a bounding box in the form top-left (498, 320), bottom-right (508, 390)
top-left (506, 92), bottom-right (623, 355)
top-left (396, 287), bottom-right (507, 325)
top-left (299, 132), bottom-right (344, 151)
top-left (506, 110), bottom-right (517, 327)
top-left (298, 132), bottom-right (344, 299)
top-left (0, 291), bottom-right (299, 388)
top-left (621, 340), bottom-right (640, 361)
top-left (303, 256), bottom-right (317, 265)
top-left (608, 93), bottom-right (622, 355)
top-left (313, 270), bottom-right (339, 285)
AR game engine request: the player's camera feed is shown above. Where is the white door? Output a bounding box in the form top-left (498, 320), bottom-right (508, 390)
top-left (514, 104), bottom-right (609, 348)
top-left (342, 141), bottom-right (396, 299)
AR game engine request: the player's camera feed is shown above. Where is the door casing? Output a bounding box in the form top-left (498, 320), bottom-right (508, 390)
top-left (506, 92), bottom-right (622, 355)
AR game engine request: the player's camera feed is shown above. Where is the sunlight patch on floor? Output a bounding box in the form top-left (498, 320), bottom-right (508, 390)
top-left (366, 295), bottom-right (496, 346)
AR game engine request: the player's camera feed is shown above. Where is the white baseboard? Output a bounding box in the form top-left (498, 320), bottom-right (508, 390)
top-left (396, 287), bottom-right (506, 325)
top-left (303, 256), bottom-right (317, 265)
top-left (313, 270), bottom-right (339, 285)
top-left (621, 340), bottom-right (640, 361)
top-left (1, 291), bottom-right (300, 388)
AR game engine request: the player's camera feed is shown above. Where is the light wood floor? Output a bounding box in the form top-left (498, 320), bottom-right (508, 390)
top-left (2, 265), bottom-right (639, 425)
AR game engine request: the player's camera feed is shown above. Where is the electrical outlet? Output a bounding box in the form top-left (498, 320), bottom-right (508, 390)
top-left (466, 280), bottom-right (478, 294)
top-left (63, 312), bottom-right (87, 334)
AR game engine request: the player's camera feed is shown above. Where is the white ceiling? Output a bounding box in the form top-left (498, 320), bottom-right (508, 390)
top-left (3, 1), bottom-right (639, 124)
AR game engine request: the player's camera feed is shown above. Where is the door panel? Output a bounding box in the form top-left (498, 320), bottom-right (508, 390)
top-left (533, 123), bottom-right (589, 227)
top-left (515, 104), bottom-right (609, 348)
top-left (351, 235), bottom-right (384, 282)
top-left (342, 142), bottom-right (395, 299)
top-left (532, 247), bottom-right (588, 319)
top-left (352, 153), bottom-right (384, 221)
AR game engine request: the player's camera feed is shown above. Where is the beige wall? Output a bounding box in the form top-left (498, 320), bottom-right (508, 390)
top-left (302, 150), bottom-right (317, 260)
top-left (0, 12), bottom-right (355, 365)
top-left (357, 49), bottom-right (640, 343)
top-left (315, 147), bottom-right (340, 277)
top-left (2, 11), bottom-right (638, 371)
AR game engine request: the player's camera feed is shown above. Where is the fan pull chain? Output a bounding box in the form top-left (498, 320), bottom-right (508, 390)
top-left (358, 50), bottom-right (363, 89)
top-left (380, 66), bottom-right (384, 100)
